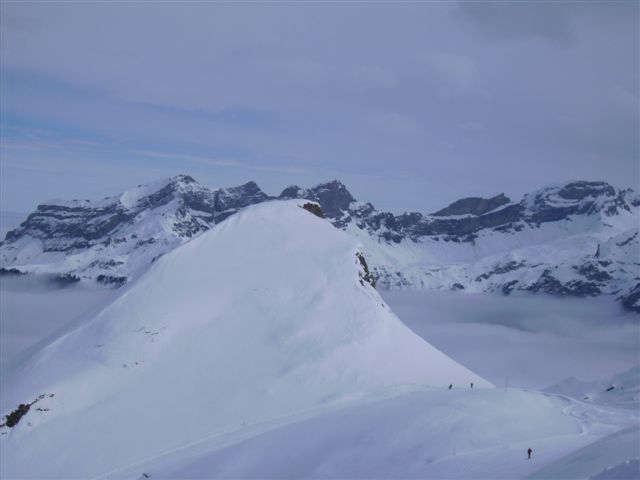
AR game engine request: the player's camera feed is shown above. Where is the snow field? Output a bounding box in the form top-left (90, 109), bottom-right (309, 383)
top-left (0, 200), bottom-right (488, 479)
top-left (110, 388), bottom-right (638, 479)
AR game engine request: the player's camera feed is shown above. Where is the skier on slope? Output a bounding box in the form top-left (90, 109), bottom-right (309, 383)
top-left (448, 384), bottom-right (453, 390)
top-left (527, 448), bottom-right (533, 459)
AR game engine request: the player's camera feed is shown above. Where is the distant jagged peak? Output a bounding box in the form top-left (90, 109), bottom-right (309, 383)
top-left (278, 185), bottom-right (304, 200)
top-left (170, 173), bottom-right (198, 185)
top-left (311, 179), bottom-right (352, 192)
top-left (220, 180), bottom-right (263, 195)
top-left (39, 174), bottom-right (203, 211)
top-left (278, 180), bottom-right (356, 218)
top-left (148, 173), bottom-right (207, 193)
top-left (215, 180), bottom-right (269, 203)
top-left (431, 193), bottom-right (510, 217)
top-left (119, 174), bottom-right (208, 210)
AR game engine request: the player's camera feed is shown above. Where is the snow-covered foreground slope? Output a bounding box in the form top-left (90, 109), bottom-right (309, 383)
top-left (0, 200), bottom-right (489, 479)
top-left (528, 425), bottom-right (640, 480)
top-left (108, 389), bottom-right (638, 480)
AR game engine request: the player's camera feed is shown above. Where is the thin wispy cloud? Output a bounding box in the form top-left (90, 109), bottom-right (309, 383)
top-left (132, 149), bottom-right (310, 175)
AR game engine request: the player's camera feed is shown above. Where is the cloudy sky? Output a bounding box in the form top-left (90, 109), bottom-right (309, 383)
top-left (1, 1), bottom-right (638, 214)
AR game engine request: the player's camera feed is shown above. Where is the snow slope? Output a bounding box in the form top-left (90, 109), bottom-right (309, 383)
top-left (108, 389), bottom-right (638, 480)
top-left (528, 425), bottom-right (639, 480)
top-left (0, 200), bottom-right (489, 479)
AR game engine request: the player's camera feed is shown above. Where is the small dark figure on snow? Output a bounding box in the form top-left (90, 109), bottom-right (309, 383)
top-left (527, 448), bottom-right (533, 459)
top-left (470, 382), bottom-right (474, 389)
top-left (448, 384), bottom-right (453, 390)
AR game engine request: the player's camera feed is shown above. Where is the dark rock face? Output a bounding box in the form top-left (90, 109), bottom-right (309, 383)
top-left (278, 185), bottom-right (304, 200)
top-left (620, 284), bottom-right (640, 313)
top-left (525, 270), bottom-right (602, 297)
top-left (3, 404), bottom-right (30, 428)
top-left (279, 181), bottom-right (355, 220)
top-left (573, 263), bottom-right (613, 283)
top-left (213, 181), bottom-right (271, 222)
top-left (475, 261), bottom-right (527, 282)
top-left (301, 203), bottom-right (325, 218)
top-left (0, 267), bottom-right (26, 276)
top-left (356, 252), bottom-right (376, 288)
top-left (1, 393), bottom-right (54, 429)
top-left (52, 274), bottom-right (81, 287)
top-left (307, 181), bottom-right (355, 219)
top-left (96, 275), bottom-right (128, 287)
top-left (556, 181), bottom-right (615, 201)
top-left (432, 194), bottom-right (510, 217)
top-left (7, 204), bottom-right (132, 251)
top-left (501, 280), bottom-right (519, 295)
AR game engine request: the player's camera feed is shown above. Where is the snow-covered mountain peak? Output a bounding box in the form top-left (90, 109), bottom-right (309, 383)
top-left (0, 199), bottom-right (489, 478)
top-left (522, 180), bottom-right (627, 218)
top-left (40, 174), bottom-right (201, 211)
top-left (0, 175), bottom-right (270, 285)
top-left (117, 174), bottom-right (204, 209)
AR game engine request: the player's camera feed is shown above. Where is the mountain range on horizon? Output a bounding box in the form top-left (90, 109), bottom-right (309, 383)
top-left (1, 175), bottom-right (638, 312)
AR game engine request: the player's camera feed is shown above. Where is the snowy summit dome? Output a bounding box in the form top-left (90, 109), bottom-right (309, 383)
top-left (0, 199), bottom-right (489, 479)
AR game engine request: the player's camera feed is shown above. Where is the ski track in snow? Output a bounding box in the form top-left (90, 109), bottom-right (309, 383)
top-left (104, 389), bottom-right (638, 480)
top-left (94, 386), bottom-right (427, 480)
